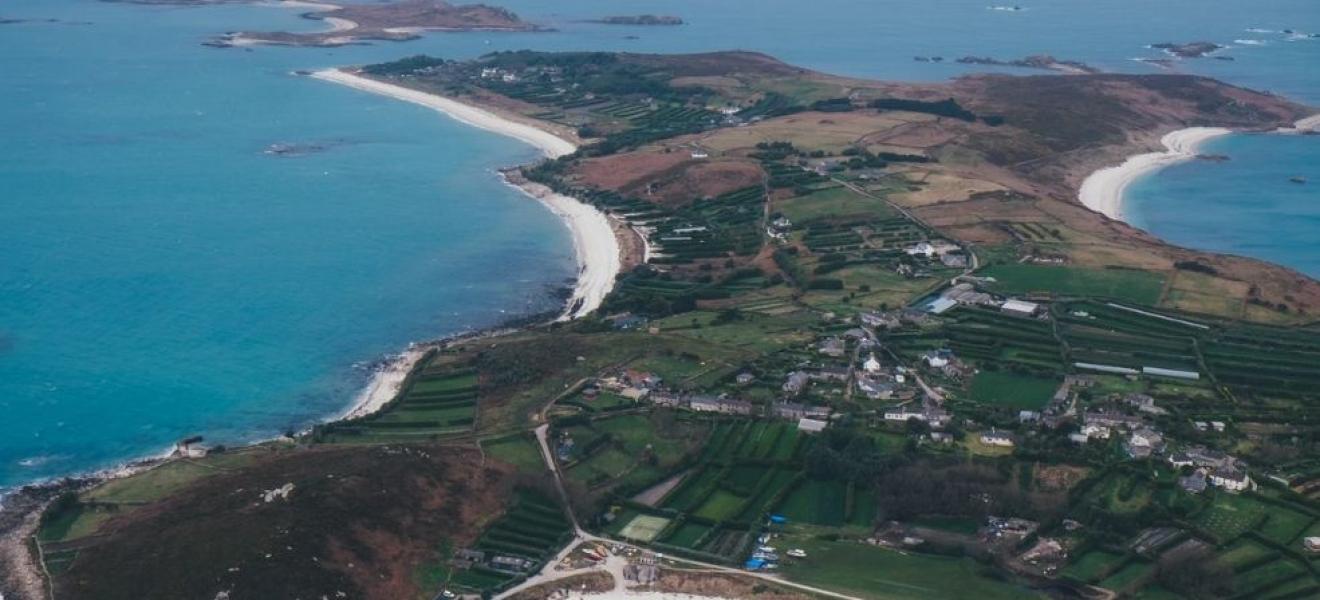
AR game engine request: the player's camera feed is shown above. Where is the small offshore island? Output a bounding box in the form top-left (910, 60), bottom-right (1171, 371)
top-left (7, 47), bottom-right (1320, 600)
top-left (585, 15), bottom-right (685, 26)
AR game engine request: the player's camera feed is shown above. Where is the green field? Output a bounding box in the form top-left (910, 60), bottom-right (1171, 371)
top-left (1098, 561), bottom-right (1153, 593)
top-left (1062, 549), bottom-right (1126, 583)
top-left (1217, 538), bottom-right (1276, 569)
top-left (778, 479), bottom-right (848, 526)
top-left (559, 412), bottom-right (710, 491)
top-left (980, 264), bottom-right (1166, 305)
top-left (1194, 493), bottom-right (1269, 542)
top-left (968, 371), bottom-right (1060, 410)
top-left (694, 489), bottom-right (747, 521)
top-left (1257, 505), bottom-right (1314, 545)
top-left (777, 186), bottom-right (896, 224)
top-left (1233, 557), bottom-right (1310, 596)
top-left (663, 522), bottom-right (712, 548)
top-left (779, 534), bottom-right (1041, 599)
top-left (482, 434), bottom-right (545, 472)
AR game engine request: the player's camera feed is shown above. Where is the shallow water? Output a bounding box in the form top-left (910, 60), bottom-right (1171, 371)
top-left (2, 0), bottom-right (1317, 488)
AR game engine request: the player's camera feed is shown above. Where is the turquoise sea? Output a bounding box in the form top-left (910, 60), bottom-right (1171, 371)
top-left (2, 0), bottom-right (1317, 489)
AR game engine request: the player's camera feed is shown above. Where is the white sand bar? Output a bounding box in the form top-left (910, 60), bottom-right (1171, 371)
top-left (1078, 127), bottom-right (1232, 221)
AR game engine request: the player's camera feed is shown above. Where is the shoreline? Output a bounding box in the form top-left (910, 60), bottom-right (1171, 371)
top-left (1079, 113), bottom-right (1319, 223)
top-left (310, 67), bottom-right (621, 419)
top-left (1077, 126), bottom-right (1232, 221)
top-left (2, 67), bottom-right (622, 503)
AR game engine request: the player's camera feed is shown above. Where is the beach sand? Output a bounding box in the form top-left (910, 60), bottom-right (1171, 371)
top-left (312, 68), bottom-right (576, 157)
top-left (1286, 113), bottom-right (1320, 132)
top-left (311, 68), bottom-right (623, 419)
top-left (1078, 126), bottom-right (1232, 221)
top-left (339, 346), bottom-right (427, 420)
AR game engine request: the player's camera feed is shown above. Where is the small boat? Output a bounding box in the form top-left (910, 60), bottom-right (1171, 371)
top-left (1290, 176), bottom-right (1307, 184)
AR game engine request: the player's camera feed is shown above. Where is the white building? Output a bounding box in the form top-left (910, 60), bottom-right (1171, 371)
top-left (798, 418), bottom-right (828, 434)
top-left (1080, 424), bottom-right (1111, 440)
top-left (980, 430), bottom-right (1015, 447)
top-left (863, 354), bottom-right (882, 373)
top-left (884, 407), bottom-right (926, 423)
top-left (1209, 467), bottom-right (1253, 492)
top-left (1001, 299), bottom-right (1041, 317)
top-left (922, 351), bottom-right (951, 369)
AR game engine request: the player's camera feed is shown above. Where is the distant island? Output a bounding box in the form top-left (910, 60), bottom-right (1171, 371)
top-left (208, 0), bottom-right (539, 48)
top-left (953, 54), bottom-right (1099, 74)
top-left (1150, 41), bottom-right (1224, 58)
top-left (584, 15), bottom-right (684, 26)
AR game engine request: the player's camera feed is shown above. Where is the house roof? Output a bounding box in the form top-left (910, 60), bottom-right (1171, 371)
top-left (797, 418), bottom-right (828, 432)
top-left (1002, 299), bottom-right (1040, 314)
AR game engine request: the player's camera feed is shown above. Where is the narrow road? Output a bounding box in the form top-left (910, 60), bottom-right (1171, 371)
top-left (497, 425), bottom-right (866, 600)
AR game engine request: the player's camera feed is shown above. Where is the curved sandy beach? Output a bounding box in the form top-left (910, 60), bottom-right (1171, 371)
top-left (311, 68), bottom-right (621, 419)
top-left (312, 68), bottom-right (576, 157)
top-left (1078, 126), bottom-right (1232, 221)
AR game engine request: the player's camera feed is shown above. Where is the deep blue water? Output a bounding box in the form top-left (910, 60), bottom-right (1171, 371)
top-left (2, 0), bottom-right (1317, 489)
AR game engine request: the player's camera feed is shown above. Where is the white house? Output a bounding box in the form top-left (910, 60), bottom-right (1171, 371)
top-left (1209, 467), bottom-right (1253, 492)
top-left (1305, 537), bottom-right (1320, 553)
top-left (922, 350), bottom-right (951, 369)
top-left (863, 354), bottom-right (883, 373)
top-left (980, 430), bottom-right (1015, 447)
top-left (1081, 423), bottom-right (1111, 440)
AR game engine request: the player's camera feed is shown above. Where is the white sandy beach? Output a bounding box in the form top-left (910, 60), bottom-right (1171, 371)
top-left (311, 68), bottom-right (622, 417)
top-left (1286, 113), bottom-right (1320, 132)
top-left (1077, 127), bottom-right (1232, 221)
top-left (312, 68), bottom-right (577, 157)
top-left (339, 346), bottom-right (428, 420)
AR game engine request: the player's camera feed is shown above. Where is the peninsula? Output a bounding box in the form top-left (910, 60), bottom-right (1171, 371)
top-left (7, 50), bottom-right (1320, 600)
top-left (210, 0), bottom-right (538, 48)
